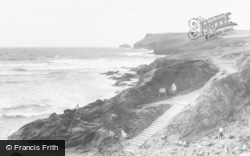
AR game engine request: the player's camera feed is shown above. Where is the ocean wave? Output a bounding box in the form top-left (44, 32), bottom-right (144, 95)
top-left (50, 58), bottom-right (107, 65)
top-left (0, 104), bottom-right (64, 118)
top-left (2, 104), bottom-right (48, 111)
top-left (0, 71), bottom-right (49, 76)
top-left (12, 68), bottom-right (27, 72)
top-left (124, 52), bottom-right (144, 56)
top-left (122, 51), bottom-right (157, 57)
top-left (0, 62), bottom-right (49, 68)
top-left (1, 113), bottom-right (51, 119)
top-left (2, 114), bottom-right (28, 118)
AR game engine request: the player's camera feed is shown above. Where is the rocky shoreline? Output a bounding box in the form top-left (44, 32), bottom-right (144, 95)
top-left (9, 56), bottom-right (218, 155)
top-left (101, 69), bottom-right (138, 87)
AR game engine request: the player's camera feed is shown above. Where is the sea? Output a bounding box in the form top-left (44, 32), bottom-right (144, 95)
top-left (0, 47), bottom-right (162, 139)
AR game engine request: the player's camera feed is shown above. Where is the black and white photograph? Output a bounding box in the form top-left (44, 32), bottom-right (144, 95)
top-left (0, 0), bottom-right (250, 155)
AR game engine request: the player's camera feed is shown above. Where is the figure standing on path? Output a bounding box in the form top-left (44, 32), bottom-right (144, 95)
top-left (219, 127), bottom-right (224, 139)
top-left (170, 83), bottom-right (177, 95)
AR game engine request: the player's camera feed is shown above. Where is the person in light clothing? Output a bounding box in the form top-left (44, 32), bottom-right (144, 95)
top-left (170, 83), bottom-right (177, 94)
top-left (219, 127), bottom-right (224, 139)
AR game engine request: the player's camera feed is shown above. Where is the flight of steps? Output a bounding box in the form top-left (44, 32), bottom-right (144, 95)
top-left (123, 103), bottom-right (188, 154)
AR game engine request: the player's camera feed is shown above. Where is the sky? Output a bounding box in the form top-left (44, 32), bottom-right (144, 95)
top-left (0, 0), bottom-right (249, 47)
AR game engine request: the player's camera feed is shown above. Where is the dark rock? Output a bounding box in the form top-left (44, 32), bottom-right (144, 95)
top-left (101, 71), bottom-right (120, 76)
top-left (111, 73), bottom-right (137, 87)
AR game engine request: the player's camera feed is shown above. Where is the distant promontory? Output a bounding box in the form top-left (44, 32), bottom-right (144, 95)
top-left (119, 44), bottom-right (132, 49)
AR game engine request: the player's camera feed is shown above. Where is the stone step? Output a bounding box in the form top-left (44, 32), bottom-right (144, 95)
top-left (139, 132), bottom-right (154, 137)
top-left (133, 138), bottom-right (147, 142)
top-left (155, 119), bottom-right (171, 123)
top-left (128, 143), bottom-right (140, 148)
top-left (151, 123), bottom-right (166, 127)
top-left (154, 120), bottom-right (170, 123)
top-left (163, 113), bottom-right (179, 117)
top-left (154, 119), bottom-right (169, 122)
top-left (145, 126), bottom-right (161, 129)
top-left (170, 107), bottom-right (184, 110)
top-left (148, 127), bottom-right (164, 131)
top-left (133, 137), bottom-right (147, 142)
top-left (154, 120), bottom-right (168, 123)
top-left (166, 108), bottom-right (182, 112)
top-left (135, 135), bottom-right (149, 140)
top-left (124, 147), bottom-right (136, 153)
top-left (131, 142), bottom-right (144, 147)
top-left (157, 117), bottom-right (172, 120)
top-left (149, 123), bottom-right (166, 126)
top-left (144, 129), bottom-right (160, 134)
top-left (147, 126), bottom-right (164, 131)
top-left (135, 133), bottom-right (154, 140)
top-left (165, 108), bottom-right (182, 112)
top-left (171, 106), bottom-right (184, 109)
top-left (137, 133), bottom-right (152, 139)
top-left (155, 120), bottom-right (169, 122)
top-left (161, 112), bottom-right (180, 116)
top-left (155, 118), bottom-right (174, 123)
top-left (169, 109), bottom-right (183, 113)
top-left (130, 141), bottom-right (143, 146)
top-left (160, 118), bottom-right (172, 122)
top-left (157, 117), bottom-right (171, 120)
top-left (149, 123), bottom-right (167, 127)
top-left (144, 128), bottom-right (160, 132)
top-left (172, 108), bottom-right (185, 111)
top-left (142, 131), bottom-right (158, 135)
top-left (141, 129), bottom-right (155, 133)
top-left (142, 131), bottom-right (156, 136)
top-left (131, 140), bottom-right (144, 145)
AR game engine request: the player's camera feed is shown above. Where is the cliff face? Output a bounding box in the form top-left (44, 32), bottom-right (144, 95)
top-left (165, 54), bottom-right (250, 141)
top-left (9, 57), bottom-right (218, 154)
top-left (134, 30), bottom-right (250, 54)
top-left (134, 33), bottom-right (188, 51)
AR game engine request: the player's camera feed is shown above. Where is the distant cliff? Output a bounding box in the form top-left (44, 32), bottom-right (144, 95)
top-left (134, 31), bottom-right (250, 54)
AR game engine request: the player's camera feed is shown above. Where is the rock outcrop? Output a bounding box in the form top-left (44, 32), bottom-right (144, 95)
top-left (101, 70), bottom-right (138, 87)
